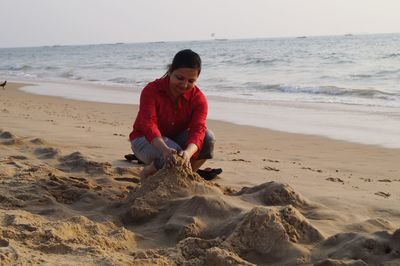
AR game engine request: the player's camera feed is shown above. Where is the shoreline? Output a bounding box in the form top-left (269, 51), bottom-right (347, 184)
top-left (1, 81), bottom-right (400, 264)
top-left (14, 80), bottom-right (400, 149)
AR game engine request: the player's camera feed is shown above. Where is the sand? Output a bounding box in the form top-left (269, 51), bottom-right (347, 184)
top-left (0, 82), bottom-right (400, 265)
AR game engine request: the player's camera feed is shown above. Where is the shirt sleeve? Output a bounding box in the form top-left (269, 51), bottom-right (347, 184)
top-left (186, 91), bottom-right (208, 155)
top-left (135, 86), bottom-right (162, 143)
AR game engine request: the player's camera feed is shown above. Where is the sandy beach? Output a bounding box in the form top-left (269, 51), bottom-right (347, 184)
top-left (1, 82), bottom-right (400, 265)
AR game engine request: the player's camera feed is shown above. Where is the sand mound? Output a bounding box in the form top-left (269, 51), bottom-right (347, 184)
top-left (234, 181), bottom-right (312, 209)
top-left (0, 131), bottom-right (22, 145)
top-left (313, 229), bottom-right (400, 265)
top-left (34, 147), bottom-right (60, 159)
top-left (130, 237), bottom-right (254, 266)
top-left (122, 156), bottom-right (325, 265)
top-left (0, 210), bottom-right (136, 255)
top-left (30, 138), bottom-right (47, 145)
top-left (40, 174), bottom-right (103, 205)
top-left (122, 158), bottom-right (221, 224)
top-left (347, 218), bottom-right (396, 233)
top-left (164, 195), bottom-right (243, 240)
top-left (58, 152), bottom-right (113, 175)
top-left (224, 206), bottom-right (324, 264)
top-left (0, 131), bottom-right (14, 139)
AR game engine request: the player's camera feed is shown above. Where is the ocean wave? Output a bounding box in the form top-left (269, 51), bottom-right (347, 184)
top-left (247, 83), bottom-right (399, 101)
top-left (220, 57), bottom-right (284, 66)
top-left (376, 69), bottom-right (400, 76)
top-left (350, 74), bottom-right (373, 78)
top-left (59, 70), bottom-right (82, 80)
top-left (323, 59), bottom-right (354, 65)
top-left (6, 64), bottom-right (34, 71)
top-left (381, 52), bottom-right (400, 59)
top-left (107, 77), bottom-right (136, 84)
top-left (45, 66), bottom-right (60, 70)
top-left (244, 57), bottom-right (284, 65)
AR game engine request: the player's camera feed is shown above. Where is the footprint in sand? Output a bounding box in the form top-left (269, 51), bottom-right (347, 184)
top-left (263, 166), bottom-right (280, 172)
top-left (374, 191), bottom-right (391, 198)
top-left (301, 167), bottom-right (323, 173)
top-left (231, 158), bottom-right (251, 163)
top-left (360, 177), bottom-right (373, 182)
top-left (262, 158), bottom-right (279, 163)
top-left (326, 177), bottom-right (344, 183)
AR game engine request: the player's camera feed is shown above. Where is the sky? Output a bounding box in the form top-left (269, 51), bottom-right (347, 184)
top-left (1, 0), bottom-right (400, 48)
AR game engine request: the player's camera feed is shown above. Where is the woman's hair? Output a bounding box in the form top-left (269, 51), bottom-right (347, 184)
top-left (166, 49), bottom-right (202, 76)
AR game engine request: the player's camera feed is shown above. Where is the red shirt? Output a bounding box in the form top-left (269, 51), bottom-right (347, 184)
top-left (129, 76), bottom-right (208, 156)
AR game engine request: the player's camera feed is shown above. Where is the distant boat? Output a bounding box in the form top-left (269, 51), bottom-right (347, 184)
top-left (344, 34), bottom-right (353, 37)
top-left (296, 36), bottom-right (307, 39)
top-left (214, 38), bottom-right (228, 41)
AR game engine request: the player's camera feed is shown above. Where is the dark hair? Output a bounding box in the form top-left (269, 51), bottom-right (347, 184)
top-left (166, 49), bottom-right (202, 76)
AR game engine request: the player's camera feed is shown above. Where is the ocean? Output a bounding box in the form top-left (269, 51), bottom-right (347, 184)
top-left (1, 34), bottom-right (400, 148)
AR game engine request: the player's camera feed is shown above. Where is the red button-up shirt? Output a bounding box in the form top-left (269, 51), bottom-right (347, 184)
top-left (129, 76), bottom-right (208, 157)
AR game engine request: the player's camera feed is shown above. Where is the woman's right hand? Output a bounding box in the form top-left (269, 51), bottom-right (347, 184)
top-left (151, 137), bottom-right (178, 168)
top-left (162, 147), bottom-right (177, 168)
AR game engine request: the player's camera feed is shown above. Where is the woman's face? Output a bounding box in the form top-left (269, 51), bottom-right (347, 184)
top-left (169, 68), bottom-right (199, 98)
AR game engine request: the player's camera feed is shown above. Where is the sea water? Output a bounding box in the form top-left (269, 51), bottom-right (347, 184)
top-left (1, 34), bottom-right (400, 148)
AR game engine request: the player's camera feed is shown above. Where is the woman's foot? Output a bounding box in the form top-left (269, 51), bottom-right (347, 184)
top-left (197, 168), bottom-right (223, 180)
top-left (124, 154), bottom-right (145, 164)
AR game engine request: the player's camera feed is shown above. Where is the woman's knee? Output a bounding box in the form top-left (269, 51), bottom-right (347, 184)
top-left (131, 137), bottom-right (159, 165)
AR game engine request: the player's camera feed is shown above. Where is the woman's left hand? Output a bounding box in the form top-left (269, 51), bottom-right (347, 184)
top-left (178, 150), bottom-right (192, 169)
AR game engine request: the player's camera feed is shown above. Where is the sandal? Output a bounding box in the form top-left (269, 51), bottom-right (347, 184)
top-left (124, 154), bottom-right (145, 164)
top-left (197, 168), bottom-right (223, 181)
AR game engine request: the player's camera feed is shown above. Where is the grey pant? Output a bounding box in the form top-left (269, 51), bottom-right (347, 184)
top-left (131, 129), bottom-right (215, 170)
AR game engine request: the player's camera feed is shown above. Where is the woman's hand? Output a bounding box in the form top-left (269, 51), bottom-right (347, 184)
top-left (178, 143), bottom-right (198, 170)
top-left (162, 148), bottom-right (177, 168)
top-left (178, 150), bottom-right (192, 169)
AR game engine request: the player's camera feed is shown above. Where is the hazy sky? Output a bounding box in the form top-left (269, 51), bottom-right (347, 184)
top-left (1, 0), bottom-right (400, 48)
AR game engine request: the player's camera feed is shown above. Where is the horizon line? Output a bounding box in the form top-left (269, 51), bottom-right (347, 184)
top-left (1, 31), bottom-right (399, 49)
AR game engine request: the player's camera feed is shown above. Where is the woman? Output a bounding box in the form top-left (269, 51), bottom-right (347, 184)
top-left (129, 49), bottom-right (221, 180)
